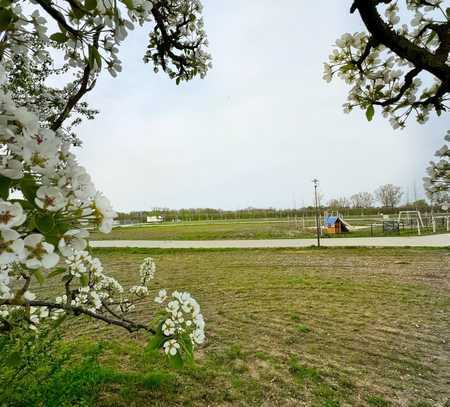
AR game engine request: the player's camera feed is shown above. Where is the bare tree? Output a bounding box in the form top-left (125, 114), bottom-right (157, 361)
top-left (350, 192), bottom-right (374, 208)
top-left (328, 199), bottom-right (340, 209)
top-left (328, 197), bottom-right (351, 209)
top-left (375, 184), bottom-right (403, 208)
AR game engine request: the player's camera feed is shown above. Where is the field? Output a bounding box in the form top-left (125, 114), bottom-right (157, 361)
top-left (91, 217), bottom-right (441, 241)
top-left (47, 247), bottom-right (450, 406)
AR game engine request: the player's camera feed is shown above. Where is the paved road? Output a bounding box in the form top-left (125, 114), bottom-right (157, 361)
top-left (91, 233), bottom-right (450, 249)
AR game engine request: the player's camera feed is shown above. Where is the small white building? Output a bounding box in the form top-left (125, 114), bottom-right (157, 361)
top-left (146, 215), bottom-right (164, 223)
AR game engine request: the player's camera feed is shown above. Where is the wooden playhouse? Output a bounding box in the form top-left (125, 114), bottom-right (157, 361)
top-left (324, 215), bottom-right (350, 234)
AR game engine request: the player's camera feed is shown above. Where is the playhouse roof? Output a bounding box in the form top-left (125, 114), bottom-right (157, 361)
top-left (324, 216), bottom-right (340, 227)
top-left (324, 216), bottom-right (351, 231)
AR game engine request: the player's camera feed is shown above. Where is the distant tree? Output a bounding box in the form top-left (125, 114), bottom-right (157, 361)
top-left (410, 199), bottom-right (430, 211)
top-left (350, 192), bottom-right (374, 208)
top-left (328, 199), bottom-right (340, 209)
top-left (375, 184), bottom-right (403, 208)
top-left (338, 197), bottom-right (351, 208)
top-left (328, 197), bottom-right (351, 209)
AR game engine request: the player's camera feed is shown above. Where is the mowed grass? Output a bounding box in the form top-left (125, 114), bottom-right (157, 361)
top-left (90, 220), bottom-right (440, 241)
top-left (91, 221), bottom-right (316, 240)
top-left (47, 247), bottom-right (450, 406)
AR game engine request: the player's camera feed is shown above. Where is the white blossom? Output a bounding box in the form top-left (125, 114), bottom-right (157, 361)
top-left (92, 192), bottom-right (117, 233)
top-left (58, 229), bottom-right (89, 257)
top-left (0, 157), bottom-right (23, 179)
top-left (0, 201), bottom-right (26, 229)
top-left (0, 229), bottom-right (24, 265)
top-left (23, 234), bottom-right (59, 269)
top-left (154, 288), bottom-right (167, 304)
top-left (35, 186), bottom-right (67, 211)
top-left (0, 264), bottom-right (12, 299)
top-left (159, 290), bottom-right (205, 349)
top-left (163, 339), bottom-right (180, 356)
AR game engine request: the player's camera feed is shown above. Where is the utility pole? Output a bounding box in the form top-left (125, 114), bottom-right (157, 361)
top-left (313, 178), bottom-right (321, 248)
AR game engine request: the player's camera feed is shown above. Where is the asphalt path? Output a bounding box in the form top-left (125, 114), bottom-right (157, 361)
top-left (91, 233), bottom-right (450, 249)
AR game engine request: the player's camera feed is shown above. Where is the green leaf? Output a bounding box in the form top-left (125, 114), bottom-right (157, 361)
top-left (121, 0), bottom-right (133, 9)
top-left (340, 64), bottom-right (354, 74)
top-left (365, 105), bottom-right (375, 122)
top-left (57, 23), bottom-right (67, 33)
top-left (88, 45), bottom-right (102, 70)
top-left (178, 333), bottom-right (193, 363)
top-left (168, 352), bottom-right (183, 368)
top-left (52, 313), bottom-right (67, 329)
top-left (0, 175), bottom-right (11, 200)
top-left (45, 235), bottom-right (59, 247)
top-left (49, 32), bottom-right (68, 43)
top-left (71, 5), bottom-right (86, 19)
top-left (147, 321), bottom-right (167, 351)
top-left (0, 8), bottom-right (15, 31)
top-left (85, 0), bottom-right (97, 10)
top-left (55, 221), bottom-right (71, 236)
top-left (9, 199), bottom-right (34, 210)
top-left (35, 213), bottom-right (55, 236)
top-left (0, 0), bottom-right (12, 8)
top-left (426, 31), bottom-right (436, 46)
top-left (20, 175), bottom-right (39, 204)
top-left (80, 273), bottom-right (89, 287)
top-left (48, 267), bottom-right (66, 279)
top-left (33, 269), bottom-right (45, 285)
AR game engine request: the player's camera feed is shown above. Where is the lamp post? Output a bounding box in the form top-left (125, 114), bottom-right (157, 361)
top-left (313, 178), bottom-right (321, 248)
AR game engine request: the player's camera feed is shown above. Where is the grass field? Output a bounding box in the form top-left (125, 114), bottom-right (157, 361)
top-left (92, 221), bottom-right (317, 240)
top-left (91, 219), bottom-right (441, 241)
top-left (48, 247), bottom-right (449, 406)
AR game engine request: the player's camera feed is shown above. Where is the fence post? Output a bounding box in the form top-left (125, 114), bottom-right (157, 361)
top-left (417, 219), bottom-right (421, 236)
top-left (432, 217), bottom-right (436, 233)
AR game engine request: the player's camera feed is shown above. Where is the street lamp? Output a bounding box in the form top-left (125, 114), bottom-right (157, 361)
top-left (312, 178), bottom-right (321, 247)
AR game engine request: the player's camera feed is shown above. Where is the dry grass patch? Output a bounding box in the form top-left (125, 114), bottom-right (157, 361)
top-left (52, 247), bottom-right (449, 406)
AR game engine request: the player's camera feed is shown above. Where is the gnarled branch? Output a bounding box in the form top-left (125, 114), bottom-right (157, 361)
top-left (350, 0), bottom-right (450, 83)
top-left (50, 29), bottom-right (101, 130)
top-left (34, 0), bottom-right (80, 37)
top-left (0, 298), bottom-right (156, 334)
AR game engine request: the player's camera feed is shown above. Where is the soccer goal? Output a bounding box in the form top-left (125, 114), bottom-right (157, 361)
top-left (398, 210), bottom-right (424, 235)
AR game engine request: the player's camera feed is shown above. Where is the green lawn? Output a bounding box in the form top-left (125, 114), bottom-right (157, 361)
top-left (91, 221), bottom-right (317, 240)
top-left (46, 247), bottom-right (450, 406)
top-left (91, 220), bottom-right (442, 241)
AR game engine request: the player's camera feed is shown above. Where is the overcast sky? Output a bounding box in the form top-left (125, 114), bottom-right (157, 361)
top-left (76, 0), bottom-right (448, 212)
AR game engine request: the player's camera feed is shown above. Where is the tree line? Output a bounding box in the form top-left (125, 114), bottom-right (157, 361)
top-left (117, 184), bottom-right (446, 223)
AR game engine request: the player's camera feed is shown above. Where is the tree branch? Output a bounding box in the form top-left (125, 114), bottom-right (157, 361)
top-left (34, 0), bottom-right (80, 37)
top-left (0, 298), bottom-right (156, 334)
top-left (355, 36), bottom-right (379, 72)
top-left (373, 67), bottom-right (422, 106)
top-left (351, 0), bottom-right (450, 83)
top-left (412, 80), bottom-right (449, 112)
top-left (50, 29), bottom-right (101, 131)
